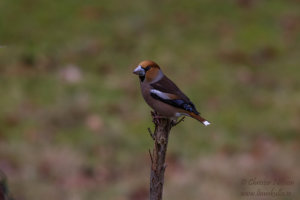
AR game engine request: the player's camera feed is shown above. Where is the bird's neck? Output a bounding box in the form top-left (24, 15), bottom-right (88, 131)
top-left (146, 70), bottom-right (164, 83)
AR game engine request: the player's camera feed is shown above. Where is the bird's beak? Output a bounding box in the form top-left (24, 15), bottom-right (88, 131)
top-left (133, 65), bottom-right (145, 76)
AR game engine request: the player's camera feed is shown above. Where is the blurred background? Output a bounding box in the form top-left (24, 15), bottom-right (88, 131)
top-left (0, 0), bottom-right (299, 199)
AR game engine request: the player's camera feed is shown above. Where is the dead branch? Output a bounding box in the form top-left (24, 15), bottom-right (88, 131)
top-left (148, 111), bottom-right (174, 200)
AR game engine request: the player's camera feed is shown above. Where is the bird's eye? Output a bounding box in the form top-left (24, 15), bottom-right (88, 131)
top-left (144, 66), bottom-right (151, 71)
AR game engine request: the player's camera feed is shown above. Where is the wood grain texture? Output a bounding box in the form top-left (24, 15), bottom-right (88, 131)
top-left (148, 111), bottom-right (183, 200)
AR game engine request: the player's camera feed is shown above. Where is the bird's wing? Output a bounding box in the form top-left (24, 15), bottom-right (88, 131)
top-left (150, 76), bottom-right (189, 101)
top-left (150, 76), bottom-right (199, 114)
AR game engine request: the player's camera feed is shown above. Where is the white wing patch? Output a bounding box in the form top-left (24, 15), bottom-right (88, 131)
top-left (150, 89), bottom-right (171, 100)
top-left (175, 112), bottom-right (190, 117)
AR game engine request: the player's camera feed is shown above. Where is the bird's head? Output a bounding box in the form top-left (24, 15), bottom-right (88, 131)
top-left (133, 60), bottom-right (162, 82)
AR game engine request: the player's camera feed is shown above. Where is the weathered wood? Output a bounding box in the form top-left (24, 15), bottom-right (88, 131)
top-left (149, 112), bottom-right (173, 200)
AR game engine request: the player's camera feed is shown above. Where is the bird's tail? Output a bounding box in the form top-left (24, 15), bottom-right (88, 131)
top-left (189, 113), bottom-right (211, 126)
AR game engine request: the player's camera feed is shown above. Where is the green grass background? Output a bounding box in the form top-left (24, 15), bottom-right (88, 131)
top-left (0, 0), bottom-right (299, 199)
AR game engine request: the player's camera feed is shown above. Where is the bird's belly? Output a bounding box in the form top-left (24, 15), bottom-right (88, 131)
top-left (141, 86), bottom-right (177, 117)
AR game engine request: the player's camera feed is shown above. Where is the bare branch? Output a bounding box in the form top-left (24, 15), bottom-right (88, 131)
top-left (148, 128), bottom-right (155, 140)
top-left (148, 111), bottom-right (178, 200)
top-left (171, 116), bottom-right (185, 127)
top-left (148, 149), bottom-right (153, 164)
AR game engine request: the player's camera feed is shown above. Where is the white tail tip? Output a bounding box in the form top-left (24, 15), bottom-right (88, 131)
top-left (203, 121), bottom-right (210, 126)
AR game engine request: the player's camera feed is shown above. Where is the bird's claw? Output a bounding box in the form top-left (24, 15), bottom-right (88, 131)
top-left (151, 111), bottom-right (166, 125)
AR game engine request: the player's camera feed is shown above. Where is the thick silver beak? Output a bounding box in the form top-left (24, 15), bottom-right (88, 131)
top-left (133, 65), bottom-right (145, 76)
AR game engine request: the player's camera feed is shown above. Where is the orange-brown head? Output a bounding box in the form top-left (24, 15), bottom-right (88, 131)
top-left (133, 60), bottom-right (162, 82)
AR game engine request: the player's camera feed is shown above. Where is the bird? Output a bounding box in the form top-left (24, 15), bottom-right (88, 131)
top-left (133, 60), bottom-right (210, 126)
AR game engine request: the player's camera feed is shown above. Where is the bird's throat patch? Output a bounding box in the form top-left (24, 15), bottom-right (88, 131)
top-left (139, 75), bottom-right (145, 82)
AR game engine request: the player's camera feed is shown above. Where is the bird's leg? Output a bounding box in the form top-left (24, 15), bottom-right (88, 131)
top-left (151, 111), bottom-right (167, 125)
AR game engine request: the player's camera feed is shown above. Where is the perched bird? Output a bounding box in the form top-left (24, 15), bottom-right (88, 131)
top-left (133, 60), bottom-right (210, 126)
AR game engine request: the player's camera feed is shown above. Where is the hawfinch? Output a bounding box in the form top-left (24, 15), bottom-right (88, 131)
top-left (133, 60), bottom-right (210, 126)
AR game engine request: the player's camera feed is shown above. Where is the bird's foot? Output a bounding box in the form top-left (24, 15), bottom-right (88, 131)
top-left (151, 111), bottom-right (167, 125)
